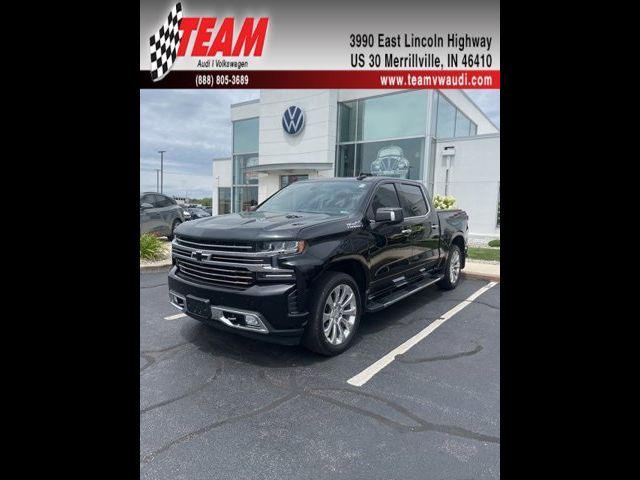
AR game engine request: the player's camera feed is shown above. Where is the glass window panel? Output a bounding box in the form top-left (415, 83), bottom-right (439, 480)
top-left (336, 144), bottom-right (356, 177)
top-left (233, 154), bottom-right (259, 185)
top-left (233, 118), bottom-right (259, 154)
top-left (455, 111), bottom-right (471, 137)
top-left (357, 90), bottom-right (427, 141)
top-left (470, 123), bottom-right (477, 136)
top-left (367, 183), bottom-right (400, 219)
top-left (397, 183), bottom-right (428, 217)
top-left (355, 138), bottom-right (424, 180)
top-left (218, 187), bottom-right (231, 214)
top-left (435, 94), bottom-right (456, 138)
top-left (430, 91), bottom-right (439, 136)
top-left (280, 175), bottom-right (308, 189)
top-left (233, 186), bottom-right (258, 212)
top-left (338, 101), bottom-right (357, 142)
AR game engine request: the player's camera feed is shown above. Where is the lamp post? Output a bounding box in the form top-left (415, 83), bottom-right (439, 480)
top-left (155, 169), bottom-right (160, 192)
top-left (158, 150), bottom-right (166, 193)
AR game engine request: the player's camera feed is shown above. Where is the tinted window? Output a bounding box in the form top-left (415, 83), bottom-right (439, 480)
top-left (436, 94), bottom-right (456, 138)
top-left (140, 194), bottom-right (155, 206)
top-left (155, 195), bottom-right (171, 207)
top-left (455, 110), bottom-right (471, 137)
top-left (397, 183), bottom-right (428, 217)
top-left (233, 118), bottom-right (259, 154)
top-left (367, 183), bottom-right (400, 219)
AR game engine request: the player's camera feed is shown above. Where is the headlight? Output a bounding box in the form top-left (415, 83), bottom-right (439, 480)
top-left (258, 240), bottom-right (306, 254)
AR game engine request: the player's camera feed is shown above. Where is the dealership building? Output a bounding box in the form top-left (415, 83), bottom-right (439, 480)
top-left (212, 89), bottom-right (500, 237)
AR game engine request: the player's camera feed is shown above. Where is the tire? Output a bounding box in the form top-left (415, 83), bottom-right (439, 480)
top-left (302, 271), bottom-right (362, 356)
top-left (167, 219), bottom-right (181, 241)
top-left (437, 244), bottom-right (462, 290)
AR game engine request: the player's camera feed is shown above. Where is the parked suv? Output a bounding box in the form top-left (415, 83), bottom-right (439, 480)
top-left (168, 177), bottom-right (468, 355)
top-left (140, 192), bottom-right (184, 240)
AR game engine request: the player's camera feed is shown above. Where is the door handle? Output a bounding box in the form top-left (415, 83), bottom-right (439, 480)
top-left (431, 224), bottom-right (439, 229)
top-left (401, 229), bottom-right (412, 235)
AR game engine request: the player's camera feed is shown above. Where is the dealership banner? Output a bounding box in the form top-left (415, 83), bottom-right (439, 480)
top-left (140, 0), bottom-right (500, 89)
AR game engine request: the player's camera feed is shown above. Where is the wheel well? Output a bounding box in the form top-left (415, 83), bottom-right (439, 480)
top-left (327, 260), bottom-right (367, 301)
top-left (451, 235), bottom-right (466, 268)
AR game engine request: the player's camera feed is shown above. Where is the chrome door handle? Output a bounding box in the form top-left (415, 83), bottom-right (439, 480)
top-left (401, 229), bottom-right (412, 235)
top-left (431, 224), bottom-right (439, 229)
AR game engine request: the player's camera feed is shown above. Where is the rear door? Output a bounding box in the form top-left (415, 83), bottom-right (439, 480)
top-left (396, 182), bottom-right (442, 271)
top-left (365, 182), bottom-right (415, 296)
top-left (155, 194), bottom-right (175, 235)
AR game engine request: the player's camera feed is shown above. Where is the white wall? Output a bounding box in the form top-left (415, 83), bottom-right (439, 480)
top-left (230, 100), bottom-right (259, 121)
top-left (257, 90), bottom-right (337, 166)
top-left (211, 158), bottom-right (232, 215)
top-left (434, 134), bottom-right (500, 235)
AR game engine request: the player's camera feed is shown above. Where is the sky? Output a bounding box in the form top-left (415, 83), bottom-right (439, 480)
top-left (140, 89), bottom-right (500, 199)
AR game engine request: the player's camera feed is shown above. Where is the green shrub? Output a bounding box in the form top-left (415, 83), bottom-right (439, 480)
top-left (140, 233), bottom-right (164, 260)
top-left (488, 239), bottom-right (500, 247)
top-left (433, 194), bottom-right (456, 209)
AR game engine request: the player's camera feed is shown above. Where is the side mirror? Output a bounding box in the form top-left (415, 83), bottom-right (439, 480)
top-left (249, 205), bottom-right (258, 211)
top-left (375, 207), bottom-right (404, 224)
top-left (140, 202), bottom-right (153, 210)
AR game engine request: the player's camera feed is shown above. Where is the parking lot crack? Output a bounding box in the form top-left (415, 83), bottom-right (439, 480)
top-left (395, 344), bottom-right (483, 364)
top-left (308, 387), bottom-right (499, 444)
top-left (140, 358), bottom-right (224, 415)
top-left (140, 391), bottom-right (298, 465)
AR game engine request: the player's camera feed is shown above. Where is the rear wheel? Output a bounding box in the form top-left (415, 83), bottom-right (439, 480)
top-left (167, 219), bottom-right (181, 241)
top-left (302, 272), bottom-right (361, 356)
top-left (437, 244), bottom-right (462, 290)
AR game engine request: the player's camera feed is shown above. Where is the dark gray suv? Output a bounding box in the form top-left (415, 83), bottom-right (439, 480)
top-left (140, 192), bottom-right (185, 240)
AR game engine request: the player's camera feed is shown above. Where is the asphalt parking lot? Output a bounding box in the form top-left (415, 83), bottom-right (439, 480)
top-left (140, 271), bottom-right (500, 479)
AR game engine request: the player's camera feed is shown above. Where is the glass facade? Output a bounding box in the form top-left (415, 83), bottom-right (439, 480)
top-left (280, 174), bottom-right (308, 189)
top-left (234, 186), bottom-right (259, 212)
top-left (217, 187), bottom-right (231, 214)
top-left (232, 118), bottom-right (259, 212)
top-left (336, 90), bottom-right (428, 180)
top-left (433, 92), bottom-right (477, 139)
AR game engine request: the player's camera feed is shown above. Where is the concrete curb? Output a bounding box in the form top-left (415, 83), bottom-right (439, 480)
top-left (463, 261), bottom-right (500, 282)
top-left (140, 260), bottom-right (172, 273)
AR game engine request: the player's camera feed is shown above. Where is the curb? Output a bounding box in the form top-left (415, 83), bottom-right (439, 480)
top-left (140, 261), bottom-right (172, 273)
top-left (462, 271), bottom-right (500, 282)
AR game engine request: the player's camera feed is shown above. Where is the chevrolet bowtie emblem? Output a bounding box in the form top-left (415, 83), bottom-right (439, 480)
top-left (191, 251), bottom-right (204, 261)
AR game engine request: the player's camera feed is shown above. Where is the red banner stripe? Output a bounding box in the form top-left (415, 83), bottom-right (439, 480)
top-left (140, 70), bottom-right (500, 89)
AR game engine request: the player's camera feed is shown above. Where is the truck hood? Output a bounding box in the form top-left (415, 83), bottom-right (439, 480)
top-left (174, 211), bottom-right (351, 241)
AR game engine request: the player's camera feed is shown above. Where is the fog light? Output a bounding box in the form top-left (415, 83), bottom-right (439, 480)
top-left (245, 315), bottom-right (260, 327)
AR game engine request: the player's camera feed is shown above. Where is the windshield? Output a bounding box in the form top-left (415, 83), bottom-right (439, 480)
top-left (257, 181), bottom-right (372, 215)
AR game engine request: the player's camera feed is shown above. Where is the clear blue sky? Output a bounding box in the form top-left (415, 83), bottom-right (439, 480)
top-left (140, 90), bottom-right (499, 198)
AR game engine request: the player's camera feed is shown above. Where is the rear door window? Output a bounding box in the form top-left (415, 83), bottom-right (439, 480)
top-left (397, 183), bottom-right (429, 217)
top-left (367, 183), bottom-right (401, 220)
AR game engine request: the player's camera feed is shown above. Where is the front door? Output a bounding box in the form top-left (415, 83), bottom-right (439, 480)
top-left (365, 182), bottom-right (415, 297)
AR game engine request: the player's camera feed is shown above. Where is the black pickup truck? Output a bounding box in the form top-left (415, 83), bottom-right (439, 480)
top-left (168, 176), bottom-right (468, 356)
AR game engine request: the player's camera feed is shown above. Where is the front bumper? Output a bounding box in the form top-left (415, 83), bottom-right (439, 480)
top-left (167, 267), bottom-right (309, 345)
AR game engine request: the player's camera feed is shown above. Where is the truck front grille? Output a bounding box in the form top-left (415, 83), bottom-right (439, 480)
top-left (172, 235), bottom-right (265, 289)
top-left (174, 236), bottom-right (256, 252)
top-left (175, 256), bottom-right (255, 288)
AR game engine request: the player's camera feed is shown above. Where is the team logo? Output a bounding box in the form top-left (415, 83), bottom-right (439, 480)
top-left (282, 106), bottom-right (305, 135)
top-left (149, 2), bottom-right (269, 82)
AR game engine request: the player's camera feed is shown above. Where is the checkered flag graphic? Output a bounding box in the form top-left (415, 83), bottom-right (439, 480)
top-left (149, 3), bottom-right (183, 82)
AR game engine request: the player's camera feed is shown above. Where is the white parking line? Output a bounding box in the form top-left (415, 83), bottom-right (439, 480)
top-left (347, 281), bottom-right (498, 387)
top-left (164, 313), bottom-right (187, 321)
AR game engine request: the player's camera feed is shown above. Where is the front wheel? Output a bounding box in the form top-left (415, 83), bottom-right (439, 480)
top-left (437, 244), bottom-right (462, 290)
top-left (302, 271), bottom-right (361, 356)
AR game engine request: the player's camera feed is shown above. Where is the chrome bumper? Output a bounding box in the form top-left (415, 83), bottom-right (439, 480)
top-left (168, 290), bottom-right (269, 334)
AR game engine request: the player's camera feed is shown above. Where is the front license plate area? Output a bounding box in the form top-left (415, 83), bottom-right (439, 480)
top-left (186, 295), bottom-right (212, 319)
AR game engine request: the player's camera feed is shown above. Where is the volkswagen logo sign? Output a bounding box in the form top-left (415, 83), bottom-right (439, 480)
top-left (282, 106), bottom-right (305, 136)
